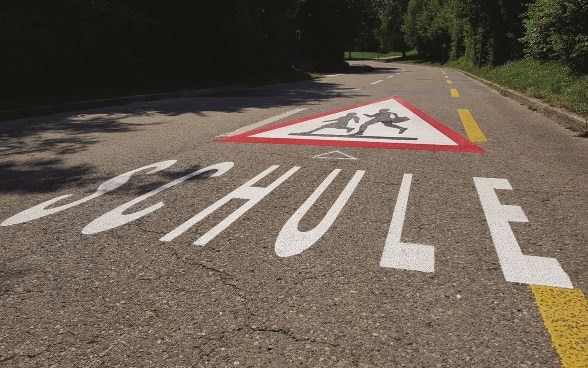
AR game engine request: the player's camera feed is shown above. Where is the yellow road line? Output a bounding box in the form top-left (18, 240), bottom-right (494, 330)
top-left (450, 88), bottom-right (460, 98)
top-left (531, 286), bottom-right (588, 367)
top-left (457, 109), bottom-right (487, 142)
top-left (445, 75), bottom-right (449, 79)
top-left (446, 79), bottom-right (453, 84)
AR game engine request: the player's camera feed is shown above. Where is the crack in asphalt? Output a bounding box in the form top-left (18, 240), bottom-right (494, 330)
top-left (86, 310), bottom-right (159, 367)
top-left (193, 324), bottom-right (342, 365)
top-left (168, 249), bottom-right (242, 293)
top-left (296, 271), bottom-right (338, 285)
top-left (249, 325), bottom-right (340, 348)
top-left (165, 250), bottom-right (345, 363)
top-left (0, 345), bottom-right (51, 363)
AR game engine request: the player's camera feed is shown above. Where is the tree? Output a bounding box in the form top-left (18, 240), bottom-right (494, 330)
top-left (0, 0), bottom-right (151, 95)
top-left (295, 0), bottom-right (377, 69)
top-left (402, 0), bottom-right (448, 60)
top-left (373, 0), bottom-right (409, 56)
top-left (401, 0), bottom-right (529, 65)
top-left (521, 0), bottom-right (588, 74)
top-left (475, 0), bottom-right (529, 65)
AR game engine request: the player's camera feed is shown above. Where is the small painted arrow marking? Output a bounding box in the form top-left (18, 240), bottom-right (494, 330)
top-left (312, 151), bottom-right (358, 160)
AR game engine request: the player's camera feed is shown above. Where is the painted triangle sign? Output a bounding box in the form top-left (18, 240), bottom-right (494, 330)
top-left (218, 97), bottom-right (485, 153)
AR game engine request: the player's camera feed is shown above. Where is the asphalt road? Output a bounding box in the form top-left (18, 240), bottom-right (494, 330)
top-left (1, 62), bottom-right (587, 367)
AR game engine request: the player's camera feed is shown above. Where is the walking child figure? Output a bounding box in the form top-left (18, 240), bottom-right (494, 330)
top-left (302, 112), bottom-right (360, 135)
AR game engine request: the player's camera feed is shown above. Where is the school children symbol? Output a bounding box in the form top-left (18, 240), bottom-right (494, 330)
top-left (290, 108), bottom-right (413, 139)
top-left (218, 97), bottom-right (485, 153)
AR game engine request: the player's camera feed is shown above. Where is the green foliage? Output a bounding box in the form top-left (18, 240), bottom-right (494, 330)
top-left (0, 0), bottom-right (306, 97)
top-left (1, 0), bottom-right (586, 104)
top-left (451, 58), bottom-right (588, 117)
top-left (296, 0), bottom-right (378, 69)
top-left (0, 0), bottom-right (151, 92)
top-left (401, 0), bottom-right (528, 65)
top-left (521, 0), bottom-right (588, 74)
top-left (373, 0), bottom-right (409, 55)
top-left (402, 0), bottom-right (448, 59)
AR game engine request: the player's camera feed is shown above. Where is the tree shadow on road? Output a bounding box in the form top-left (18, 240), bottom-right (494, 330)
top-left (0, 66), bottom-right (399, 194)
top-left (146, 79), bottom-right (364, 116)
top-left (0, 113), bottom-right (154, 194)
top-left (0, 158), bottom-right (95, 194)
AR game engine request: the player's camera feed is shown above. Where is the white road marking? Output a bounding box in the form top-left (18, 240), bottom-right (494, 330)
top-left (160, 165), bottom-right (300, 246)
top-left (370, 80), bottom-right (384, 85)
top-left (3, 157), bottom-right (574, 287)
top-left (386, 76), bottom-right (394, 79)
top-left (312, 151), bottom-right (358, 160)
top-left (82, 162), bottom-right (234, 234)
top-left (275, 169), bottom-right (365, 257)
top-left (325, 74), bottom-right (343, 77)
top-left (217, 108), bottom-right (307, 137)
top-left (1, 160), bottom-right (177, 226)
top-left (474, 177), bottom-right (573, 288)
top-left (380, 174), bottom-right (435, 272)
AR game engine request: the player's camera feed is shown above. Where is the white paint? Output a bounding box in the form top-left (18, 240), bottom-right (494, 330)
top-left (160, 165), bottom-right (300, 245)
top-left (325, 74), bottom-right (343, 77)
top-left (1, 160), bottom-right (177, 226)
top-left (386, 76), bottom-right (394, 79)
top-left (217, 108), bottom-right (307, 137)
top-left (474, 177), bottom-right (573, 288)
top-left (275, 169), bottom-right (365, 257)
top-left (380, 174), bottom-right (435, 273)
top-left (82, 162), bottom-right (234, 234)
top-left (249, 98), bottom-right (457, 146)
top-left (370, 80), bottom-right (383, 85)
top-left (312, 151), bottom-right (358, 160)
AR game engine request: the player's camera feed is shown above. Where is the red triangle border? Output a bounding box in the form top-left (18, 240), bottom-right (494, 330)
top-left (218, 96), bottom-right (485, 153)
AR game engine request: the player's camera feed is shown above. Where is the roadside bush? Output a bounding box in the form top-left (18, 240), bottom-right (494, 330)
top-left (450, 58), bottom-right (588, 118)
top-left (0, 0), bottom-right (152, 96)
top-left (521, 0), bottom-right (588, 74)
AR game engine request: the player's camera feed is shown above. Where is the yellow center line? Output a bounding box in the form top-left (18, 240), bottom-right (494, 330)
top-left (457, 109), bottom-right (487, 142)
top-left (446, 79), bottom-right (453, 84)
top-left (444, 75), bottom-right (449, 79)
top-left (450, 88), bottom-right (460, 98)
top-left (531, 286), bottom-right (588, 367)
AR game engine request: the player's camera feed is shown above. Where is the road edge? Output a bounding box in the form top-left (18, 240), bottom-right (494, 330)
top-left (454, 68), bottom-right (587, 134)
top-left (0, 85), bottom-right (245, 122)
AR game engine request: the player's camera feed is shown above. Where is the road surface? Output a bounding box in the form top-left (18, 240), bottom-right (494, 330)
top-left (1, 62), bottom-right (586, 367)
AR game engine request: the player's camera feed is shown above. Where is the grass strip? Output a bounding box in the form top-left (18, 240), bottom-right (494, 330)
top-left (449, 59), bottom-right (588, 120)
